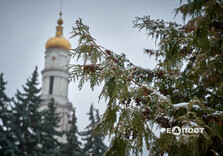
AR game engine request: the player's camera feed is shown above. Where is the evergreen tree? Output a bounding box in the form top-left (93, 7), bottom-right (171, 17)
top-left (41, 98), bottom-right (63, 156)
top-left (69, 0), bottom-right (223, 155)
top-left (0, 73), bottom-right (15, 156)
top-left (81, 104), bottom-right (95, 156)
top-left (12, 67), bottom-right (43, 156)
top-left (62, 108), bottom-right (83, 156)
top-left (81, 104), bottom-right (107, 156)
top-left (93, 109), bottom-right (107, 155)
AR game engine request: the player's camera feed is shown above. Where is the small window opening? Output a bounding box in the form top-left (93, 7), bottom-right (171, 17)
top-left (49, 76), bottom-right (54, 95)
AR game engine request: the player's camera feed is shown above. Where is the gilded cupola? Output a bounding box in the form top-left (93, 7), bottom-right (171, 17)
top-left (45, 12), bottom-right (71, 51)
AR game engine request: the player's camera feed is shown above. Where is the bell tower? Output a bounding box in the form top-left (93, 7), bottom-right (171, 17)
top-left (40, 12), bottom-right (72, 142)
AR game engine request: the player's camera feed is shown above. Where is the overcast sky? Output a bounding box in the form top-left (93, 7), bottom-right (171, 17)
top-left (0, 0), bottom-right (183, 135)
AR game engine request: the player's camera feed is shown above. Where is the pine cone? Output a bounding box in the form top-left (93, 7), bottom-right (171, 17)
top-left (155, 116), bottom-right (170, 128)
top-left (141, 107), bottom-right (152, 120)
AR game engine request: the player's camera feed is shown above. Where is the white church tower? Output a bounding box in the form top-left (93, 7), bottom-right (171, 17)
top-left (40, 12), bottom-right (72, 142)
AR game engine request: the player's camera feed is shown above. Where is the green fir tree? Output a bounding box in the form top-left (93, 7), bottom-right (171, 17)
top-left (62, 108), bottom-right (83, 156)
top-left (93, 109), bottom-right (107, 156)
top-left (81, 104), bottom-right (96, 156)
top-left (41, 98), bottom-right (64, 156)
top-left (68, 0), bottom-right (223, 155)
top-left (12, 67), bottom-right (44, 156)
top-left (81, 104), bottom-right (107, 156)
top-left (0, 73), bottom-right (15, 156)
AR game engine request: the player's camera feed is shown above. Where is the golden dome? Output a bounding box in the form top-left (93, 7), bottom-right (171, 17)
top-left (45, 12), bottom-right (71, 51)
top-left (46, 37), bottom-right (71, 51)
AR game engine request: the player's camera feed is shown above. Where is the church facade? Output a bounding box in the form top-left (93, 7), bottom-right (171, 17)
top-left (39, 12), bottom-right (72, 143)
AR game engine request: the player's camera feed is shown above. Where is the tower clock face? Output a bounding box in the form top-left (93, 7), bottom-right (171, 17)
top-left (52, 56), bottom-right (56, 60)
